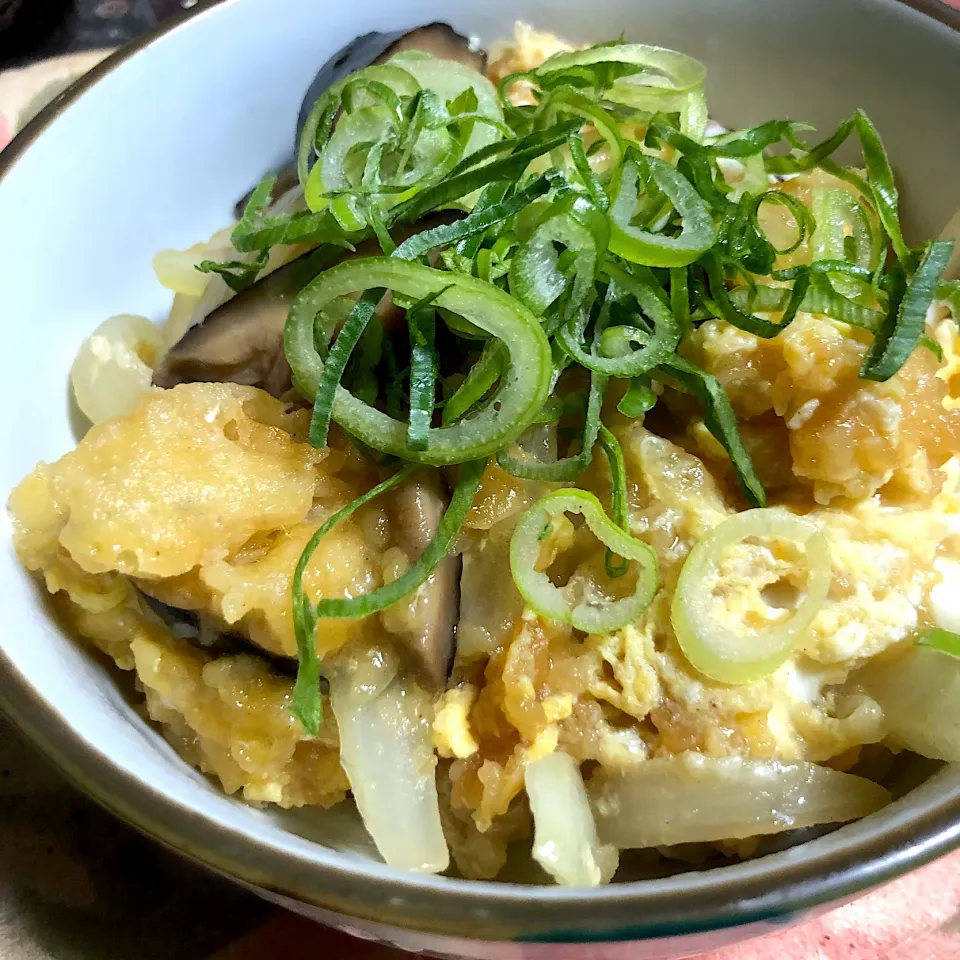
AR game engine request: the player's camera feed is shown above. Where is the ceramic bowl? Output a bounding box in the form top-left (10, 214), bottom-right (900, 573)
top-left (1, 1), bottom-right (959, 957)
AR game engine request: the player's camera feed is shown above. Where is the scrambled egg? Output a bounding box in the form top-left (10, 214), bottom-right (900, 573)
top-left (439, 314), bottom-right (960, 863)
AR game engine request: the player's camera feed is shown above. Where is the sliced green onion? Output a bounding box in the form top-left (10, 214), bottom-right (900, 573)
top-left (510, 489), bottom-right (658, 633)
top-left (862, 240), bottom-right (954, 382)
top-left (557, 262), bottom-right (680, 378)
top-left (752, 190), bottom-right (816, 256)
top-left (917, 628), bottom-right (960, 659)
top-left (671, 508), bottom-right (832, 684)
top-left (297, 63), bottom-right (422, 187)
top-left (286, 258), bottom-right (551, 464)
top-left (658, 356), bottom-right (766, 507)
top-left (309, 288), bottom-right (383, 448)
top-left (542, 87), bottom-right (625, 172)
top-left (533, 389), bottom-right (589, 424)
top-left (607, 155), bottom-right (717, 268)
top-left (389, 52), bottom-right (504, 158)
top-left (313, 105), bottom-right (400, 229)
top-left (497, 372), bottom-right (606, 481)
top-left (598, 425), bottom-right (630, 578)
top-left (292, 463), bottom-right (418, 734)
top-left (537, 44), bottom-right (707, 138)
top-left (811, 188), bottom-right (881, 272)
top-left (510, 192), bottom-right (609, 317)
top-left (618, 377), bottom-right (657, 417)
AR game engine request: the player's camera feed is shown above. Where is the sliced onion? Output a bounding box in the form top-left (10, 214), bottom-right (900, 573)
top-left (153, 245), bottom-right (210, 297)
top-left (329, 666), bottom-right (449, 873)
top-left (671, 508), bottom-right (832, 684)
top-left (525, 752), bottom-right (618, 886)
top-left (589, 753), bottom-right (891, 849)
top-left (70, 314), bottom-right (161, 423)
top-left (862, 645), bottom-right (960, 762)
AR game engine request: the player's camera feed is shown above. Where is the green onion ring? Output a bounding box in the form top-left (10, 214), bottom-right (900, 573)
top-left (510, 488), bottom-right (659, 633)
top-left (671, 508), bottom-right (832, 684)
top-left (607, 155), bottom-right (717, 268)
top-left (285, 258), bottom-right (551, 464)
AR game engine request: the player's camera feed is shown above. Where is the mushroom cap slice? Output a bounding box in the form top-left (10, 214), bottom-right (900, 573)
top-left (152, 212), bottom-right (460, 399)
top-left (385, 471), bottom-right (461, 692)
top-left (152, 247), bottom-right (332, 397)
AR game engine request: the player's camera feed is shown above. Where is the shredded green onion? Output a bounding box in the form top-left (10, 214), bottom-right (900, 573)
top-left (862, 240), bottom-right (954, 382)
top-left (292, 463), bottom-right (417, 734)
top-left (292, 459), bottom-right (484, 733)
top-left (309, 288), bottom-right (382, 448)
top-left (917, 628), bottom-right (960, 660)
top-left (658, 356), bottom-right (766, 507)
top-left (597, 425), bottom-right (630, 577)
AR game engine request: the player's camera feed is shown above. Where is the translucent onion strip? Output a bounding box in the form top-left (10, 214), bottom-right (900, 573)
top-left (525, 752), bottom-right (618, 886)
top-left (589, 753), bottom-right (891, 849)
top-left (70, 314), bottom-right (161, 424)
top-left (862, 645), bottom-right (960, 762)
top-left (671, 508), bottom-right (832, 684)
top-left (329, 668), bottom-right (449, 873)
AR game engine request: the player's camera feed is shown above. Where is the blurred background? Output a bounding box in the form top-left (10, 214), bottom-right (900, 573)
top-left (0, 0), bottom-right (195, 66)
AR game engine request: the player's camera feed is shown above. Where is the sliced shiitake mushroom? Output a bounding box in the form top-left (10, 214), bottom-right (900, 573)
top-left (384, 472), bottom-right (461, 691)
top-left (139, 591), bottom-right (302, 681)
top-left (152, 212), bottom-right (460, 399)
top-left (138, 473), bottom-right (459, 693)
top-left (151, 22), bottom-right (482, 690)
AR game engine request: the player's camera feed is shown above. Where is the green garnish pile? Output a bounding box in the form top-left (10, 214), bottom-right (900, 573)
top-left (201, 41), bottom-right (957, 732)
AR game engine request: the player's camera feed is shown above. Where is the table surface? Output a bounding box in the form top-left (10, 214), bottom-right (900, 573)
top-left (2, 2), bottom-right (960, 958)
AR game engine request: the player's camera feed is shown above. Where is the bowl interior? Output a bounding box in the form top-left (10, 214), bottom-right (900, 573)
top-left (1, 0), bottom-right (959, 940)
